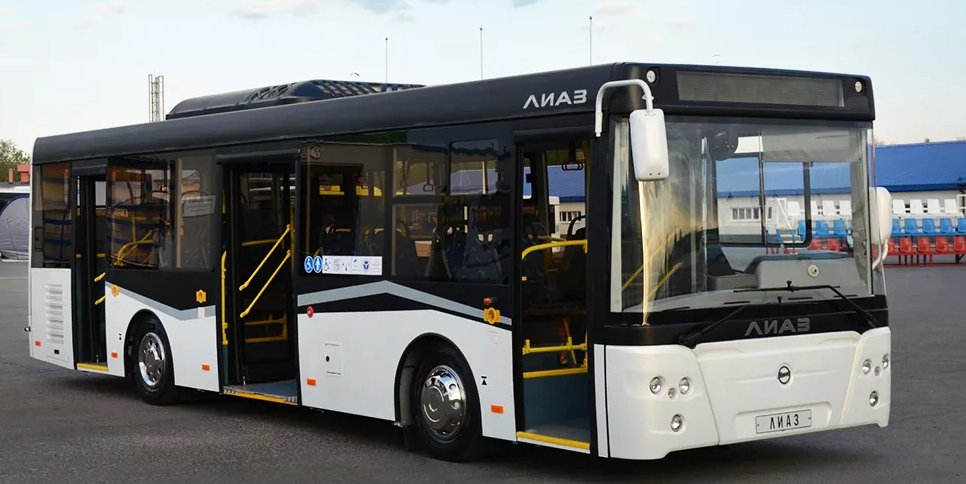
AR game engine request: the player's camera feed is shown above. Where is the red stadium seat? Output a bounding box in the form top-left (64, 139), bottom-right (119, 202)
top-left (936, 237), bottom-right (951, 253)
top-left (917, 237), bottom-right (932, 254)
top-left (899, 237), bottom-right (914, 253)
top-left (888, 238), bottom-right (896, 254)
top-left (809, 238), bottom-right (823, 250)
top-left (827, 238), bottom-right (841, 251)
top-left (954, 236), bottom-right (966, 254)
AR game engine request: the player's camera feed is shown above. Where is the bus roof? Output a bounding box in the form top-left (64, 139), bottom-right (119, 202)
top-left (32, 63), bottom-right (874, 165)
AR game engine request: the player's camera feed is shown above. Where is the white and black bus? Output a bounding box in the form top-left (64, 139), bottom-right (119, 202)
top-left (27, 64), bottom-right (894, 462)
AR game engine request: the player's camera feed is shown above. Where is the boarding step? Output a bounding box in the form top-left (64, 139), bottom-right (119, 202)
top-left (223, 379), bottom-right (298, 405)
top-left (516, 418), bottom-right (591, 453)
top-left (76, 361), bottom-right (110, 372)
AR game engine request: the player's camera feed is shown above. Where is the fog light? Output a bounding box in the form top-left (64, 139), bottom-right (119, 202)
top-left (869, 391), bottom-right (879, 407)
top-left (882, 353), bottom-right (890, 370)
top-left (679, 377), bottom-right (692, 395)
top-left (862, 359), bottom-right (872, 374)
top-left (671, 414), bottom-right (684, 432)
top-left (649, 377), bottom-right (663, 395)
top-left (855, 80), bottom-right (864, 93)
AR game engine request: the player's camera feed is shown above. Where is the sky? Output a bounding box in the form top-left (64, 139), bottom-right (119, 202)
top-left (0, 0), bottom-right (963, 155)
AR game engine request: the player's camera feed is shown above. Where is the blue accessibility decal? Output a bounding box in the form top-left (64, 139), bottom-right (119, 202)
top-left (304, 256), bottom-right (314, 273)
top-left (313, 255), bottom-right (324, 273)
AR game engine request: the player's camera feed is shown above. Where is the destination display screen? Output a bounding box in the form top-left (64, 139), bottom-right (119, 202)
top-left (676, 71), bottom-right (846, 108)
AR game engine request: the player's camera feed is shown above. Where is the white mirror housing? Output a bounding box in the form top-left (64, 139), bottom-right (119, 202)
top-left (629, 108), bottom-right (670, 181)
top-left (869, 186), bottom-right (893, 246)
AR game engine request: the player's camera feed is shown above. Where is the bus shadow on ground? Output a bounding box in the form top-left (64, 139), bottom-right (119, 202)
top-left (59, 375), bottom-right (879, 480)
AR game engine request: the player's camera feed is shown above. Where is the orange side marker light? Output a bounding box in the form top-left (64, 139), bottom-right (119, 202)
top-left (491, 405), bottom-right (504, 414)
top-left (201, 364), bottom-right (210, 371)
top-left (307, 378), bottom-right (317, 386)
top-left (111, 351), bottom-right (119, 359)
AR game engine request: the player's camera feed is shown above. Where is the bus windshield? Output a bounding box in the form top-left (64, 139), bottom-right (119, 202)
top-left (611, 116), bottom-right (875, 316)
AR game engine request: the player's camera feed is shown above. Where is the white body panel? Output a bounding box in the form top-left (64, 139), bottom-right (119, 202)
top-left (603, 328), bottom-right (891, 460)
top-left (297, 305), bottom-right (516, 442)
top-left (103, 282), bottom-right (221, 392)
top-left (28, 268), bottom-right (75, 369)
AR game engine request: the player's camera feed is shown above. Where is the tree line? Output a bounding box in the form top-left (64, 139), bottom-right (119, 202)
top-left (0, 139), bottom-right (31, 175)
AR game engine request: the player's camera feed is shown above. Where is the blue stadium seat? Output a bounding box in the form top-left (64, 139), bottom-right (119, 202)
top-left (832, 219), bottom-right (848, 237)
top-left (798, 220), bottom-right (807, 239)
top-left (957, 218), bottom-right (966, 234)
top-left (939, 218), bottom-right (955, 234)
top-left (904, 218), bottom-right (919, 234)
top-left (892, 218), bottom-right (902, 237)
top-left (921, 218), bottom-right (937, 234)
top-left (815, 220), bottom-right (830, 237)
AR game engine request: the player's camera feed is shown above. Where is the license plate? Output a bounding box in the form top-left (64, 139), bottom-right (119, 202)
top-left (755, 409), bottom-right (812, 434)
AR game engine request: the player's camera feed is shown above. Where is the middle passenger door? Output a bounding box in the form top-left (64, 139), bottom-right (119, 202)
top-left (294, 125), bottom-right (518, 428)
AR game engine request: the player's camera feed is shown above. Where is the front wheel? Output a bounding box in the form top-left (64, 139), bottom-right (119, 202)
top-left (130, 316), bottom-right (179, 406)
top-left (410, 343), bottom-right (487, 462)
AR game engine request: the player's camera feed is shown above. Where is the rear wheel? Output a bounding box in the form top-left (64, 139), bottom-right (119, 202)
top-left (410, 343), bottom-right (487, 462)
top-left (130, 316), bottom-right (179, 406)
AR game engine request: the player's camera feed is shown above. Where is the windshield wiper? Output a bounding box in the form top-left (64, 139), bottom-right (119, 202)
top-left (676, 280), bottom-right (881, 348)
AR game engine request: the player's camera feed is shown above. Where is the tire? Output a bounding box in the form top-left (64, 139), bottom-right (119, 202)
top-left (409, 343), bottom-right (488, 462)
top-left (130, 316), bottom-right (179, 406)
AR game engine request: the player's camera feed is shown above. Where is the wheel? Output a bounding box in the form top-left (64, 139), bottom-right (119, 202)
top-left (409, 343), bottom-right (488, 462)
top-left (130, 316), bottom-right (179, 406)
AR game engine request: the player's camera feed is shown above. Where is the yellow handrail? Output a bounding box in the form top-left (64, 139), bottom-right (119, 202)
top-left (94, 272), bottom-right (105, 283)
top-left (239, 224), bottom-right (290, 291)
top-left (521, 239), bottom-right (587, 260)
top-left (239, 250), bottom-right (291, 319)
top-left (95, 296), bottom-right (106, 306)
top-left (221, 251), bottom-right (228, 346)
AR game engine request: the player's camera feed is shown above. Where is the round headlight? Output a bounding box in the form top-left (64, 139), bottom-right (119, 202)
top-left (649, 377), bottom-right (663, 394)
top-left (869, 391), bottom-right (879, 407)
top-left (882, 353), bottom-right (890, 370)
top-left (862, 359), bottom-right (872, 374)
top-left (671, 414), bottom-right (684, 432)
top-left (679, 377), bottom-right (692, 395)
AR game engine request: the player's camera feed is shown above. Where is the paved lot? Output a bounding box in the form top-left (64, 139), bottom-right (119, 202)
top-left (1, 261), bottom-right (964, 483)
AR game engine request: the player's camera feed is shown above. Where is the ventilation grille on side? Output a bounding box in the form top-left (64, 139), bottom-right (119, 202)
top-left (44, 284), bottom-right (65, 346)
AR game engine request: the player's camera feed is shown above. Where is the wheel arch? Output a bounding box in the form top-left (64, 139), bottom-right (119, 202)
top-left (393, 332), bottom-right (478, 427)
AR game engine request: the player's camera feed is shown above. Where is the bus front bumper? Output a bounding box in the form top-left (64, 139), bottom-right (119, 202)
top-left (600, 328), bottom-right (891, 460)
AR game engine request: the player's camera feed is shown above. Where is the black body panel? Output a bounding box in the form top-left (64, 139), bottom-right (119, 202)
top-left (107, 269), bottom-right (219, 311)
top-left (32, 63), bottom-right (874, 164)
top-left (598, 295), bottom-right (889, 346)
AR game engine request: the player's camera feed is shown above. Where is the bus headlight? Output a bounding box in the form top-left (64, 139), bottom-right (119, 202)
top-left (679, 377), bottom-right (691, 395)
top-left (671, 414), bottom-right (684, 432)
top-left (649, 377), bottom-right (663, 394)
top-left (869, 391), bottom-right (879, 407)
top-left (882, 353), bottom-right (890, 370)
top-left (862, 359), bottom-right (872, 374)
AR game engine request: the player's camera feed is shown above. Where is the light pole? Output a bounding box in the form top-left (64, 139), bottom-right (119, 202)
top-left (589, 16), bottom-right (593, 65)
top-left (479, 27), bottom-right (484, 79)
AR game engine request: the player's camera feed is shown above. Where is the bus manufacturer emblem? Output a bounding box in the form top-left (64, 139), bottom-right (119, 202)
top-left (778, 365), bottom-right (791, 385)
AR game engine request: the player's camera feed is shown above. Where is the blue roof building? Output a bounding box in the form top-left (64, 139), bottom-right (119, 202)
top-left (540, 140), bottom-right (966, 202)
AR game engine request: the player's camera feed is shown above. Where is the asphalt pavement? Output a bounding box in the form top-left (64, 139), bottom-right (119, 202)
top-left (0, 260), bottom-right (963, 483)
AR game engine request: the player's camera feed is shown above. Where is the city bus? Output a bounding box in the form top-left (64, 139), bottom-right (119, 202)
top-left (26, 64), bottom-right (894, 462)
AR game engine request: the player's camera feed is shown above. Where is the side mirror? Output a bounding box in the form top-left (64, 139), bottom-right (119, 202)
top-left (629, 108), bottom-right (670, 181)
top-left (869, 186), bottom-right (893, 246)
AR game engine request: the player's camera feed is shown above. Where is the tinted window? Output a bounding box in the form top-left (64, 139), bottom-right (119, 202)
top-left (31, 163), bottom-right (72, 268)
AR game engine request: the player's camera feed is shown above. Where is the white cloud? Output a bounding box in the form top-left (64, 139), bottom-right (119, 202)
top-left (233, 0), bottom-right (546, 20)
top-left (232, 0), bottom-right (327, 19)
top-left (594, 1), bottom-right (642, 17)
top-left (583, 18), bottom-right (624, 32)
top-left (83, 2), bottom-right (129, 26)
